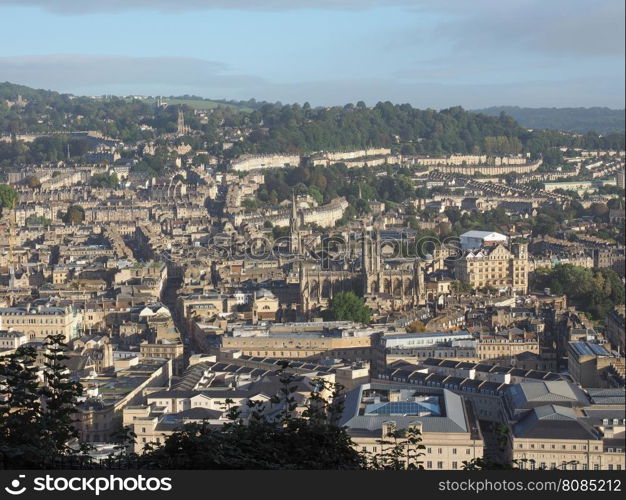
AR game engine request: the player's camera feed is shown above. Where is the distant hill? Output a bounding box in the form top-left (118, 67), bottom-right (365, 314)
top-left (139, 96), bottom-right (259, 112)
top-left (473, 106), bottom-right (625, 135)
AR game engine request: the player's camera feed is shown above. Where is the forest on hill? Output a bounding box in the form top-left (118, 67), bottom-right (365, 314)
top-left (1, 82), bottom-right (624, 168)
top-left (474, 106), bottom-right (625, 135)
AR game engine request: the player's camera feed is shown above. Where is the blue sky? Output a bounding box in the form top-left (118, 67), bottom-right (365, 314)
top-left (0, 0), bottom-right (623, 108)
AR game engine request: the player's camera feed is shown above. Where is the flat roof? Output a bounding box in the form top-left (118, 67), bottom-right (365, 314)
top-left (570, 342), bottom-right (611, 357)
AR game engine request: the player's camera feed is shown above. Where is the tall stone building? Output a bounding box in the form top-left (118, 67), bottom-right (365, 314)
top-left (454, 242), bottom-right (529, 293)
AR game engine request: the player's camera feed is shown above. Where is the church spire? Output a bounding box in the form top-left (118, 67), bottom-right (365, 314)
top-left (291, 190), bottom-right (298, 229)
top-left (290, 191), bottom-right (300, 253)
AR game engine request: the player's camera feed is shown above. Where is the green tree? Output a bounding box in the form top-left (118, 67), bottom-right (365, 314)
top-left (24, 175), bottom-right (41, 189)
top-left (450, 280), bottom-right (474, 294)
top-left (140, 369), bottom-right (366, 470)
top-left (63, 205), bottom-right (85, 225)
top-left (533, 264), bottom-right (625, 319)
top-left (0, 345), bottom-right (43, 468)
top-left (25, 214), bottom-right (52, 227)
top-left (39, 334), bottom-right (85, 457)
top-left (0, 184), bottom-right (18, 212)
top-left (367, 422), bottom-right (425, 470)
top-left (89, 173), bottom-right (119, 188)
top-left (0, 334), bottom-right (86, 469)
top-left (327, 291), bottom-right (371, 324)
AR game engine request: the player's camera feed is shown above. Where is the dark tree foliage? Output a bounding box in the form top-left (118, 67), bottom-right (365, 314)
top-left (0, 334), bottom-right (85, 469)
top-left (326, 292), bottom-right (371, 324)
top-left (533, 264), bottom-right (625, 319)
top-left (125, 372), bottom-right (367, 470)
top-left (89, 172), bottom-right (119, 188)
top-left (63, 204), bottom-right (85, 225)
top-left (2, 83), bottom-right (622, 171)
top-left (0, 183), bottom-right (18, 211)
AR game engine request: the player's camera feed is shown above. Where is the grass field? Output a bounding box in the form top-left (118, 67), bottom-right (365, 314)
top-left (141, 97), bottom-right (252, 112)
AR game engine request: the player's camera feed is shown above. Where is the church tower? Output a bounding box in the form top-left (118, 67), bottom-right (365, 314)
top-left (177, 107), bottom-right (189, 136)
top-left (361, 228), bottom-right (381, 294)
top-left (290, 191), bottom-right (300, 254)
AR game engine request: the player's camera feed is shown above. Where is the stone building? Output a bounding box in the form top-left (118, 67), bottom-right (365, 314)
top-left (454, 242), bottom-right (529, 293)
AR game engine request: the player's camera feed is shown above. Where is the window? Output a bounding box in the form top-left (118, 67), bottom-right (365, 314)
top-left (452, 462), bottom-right (458, 469)
top-left (426, 461), bottom-right (432, 469)
top-left (452, 448), bottom-right (457, 455)
top-left (437, 461), bottom-right (443, 469)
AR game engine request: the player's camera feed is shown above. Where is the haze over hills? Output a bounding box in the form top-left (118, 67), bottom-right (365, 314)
top-left (473, 106), bottom-right (625, 135)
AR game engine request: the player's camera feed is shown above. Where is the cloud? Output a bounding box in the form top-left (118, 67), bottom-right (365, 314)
top-left (423, 0), bottom-right (625, 57)
top-left (0, 54), bottom-right (264, 95)
top-left (0, 0), bottom-right (417, 14)
top-left (0, 53), bottom-right (623, 108)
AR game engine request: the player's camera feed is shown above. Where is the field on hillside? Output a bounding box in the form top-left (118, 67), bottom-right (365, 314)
top-left (141, 97), bottom-right (252, 112)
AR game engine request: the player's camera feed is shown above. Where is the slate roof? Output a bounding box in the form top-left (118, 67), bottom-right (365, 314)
top-left (339, 384), bottom-right (469, 436)
top-left (513, 405), bottom-right (599, 440)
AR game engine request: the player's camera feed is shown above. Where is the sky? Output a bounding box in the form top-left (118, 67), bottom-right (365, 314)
top-left (0, 0), bottom-right (623, 109)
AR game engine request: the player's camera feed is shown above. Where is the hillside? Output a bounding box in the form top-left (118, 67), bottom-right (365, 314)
top-left (473, 106), bottom-right (625, 135)
top-left (1, 82), bottom-right (624, 166)
top-left (140, 96), bottom-right (256, 112)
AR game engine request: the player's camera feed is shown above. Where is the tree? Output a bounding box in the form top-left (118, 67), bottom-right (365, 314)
top-left (450, 280), bottom-right (473, 294)
top-left (405, 320), bottom-right (426, 333)
top-left (327, 292), bottom-right (371, 324)
top-left (39, 334), bottom-right (85, 457)
top-left (24, 175), bottom-right (41, 189)
top-left (0, 184), bottom-right (18, 212)
top-left (25, 214), bottom-right (52, 227)
top-left (0, 334), bottom-right (85, 469)
top-left (368, 424), bottom-right (425, 470)
top-left (533, 264), bottom-right (625, 319)
top-left (63, 205), bottom-right (85, 225)
top-left (89, 173), bottom-right (119, 188)
top-left (140, 369), bottom-right (366, 470)
top-left (0, 345), bottom-right (43, 468)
